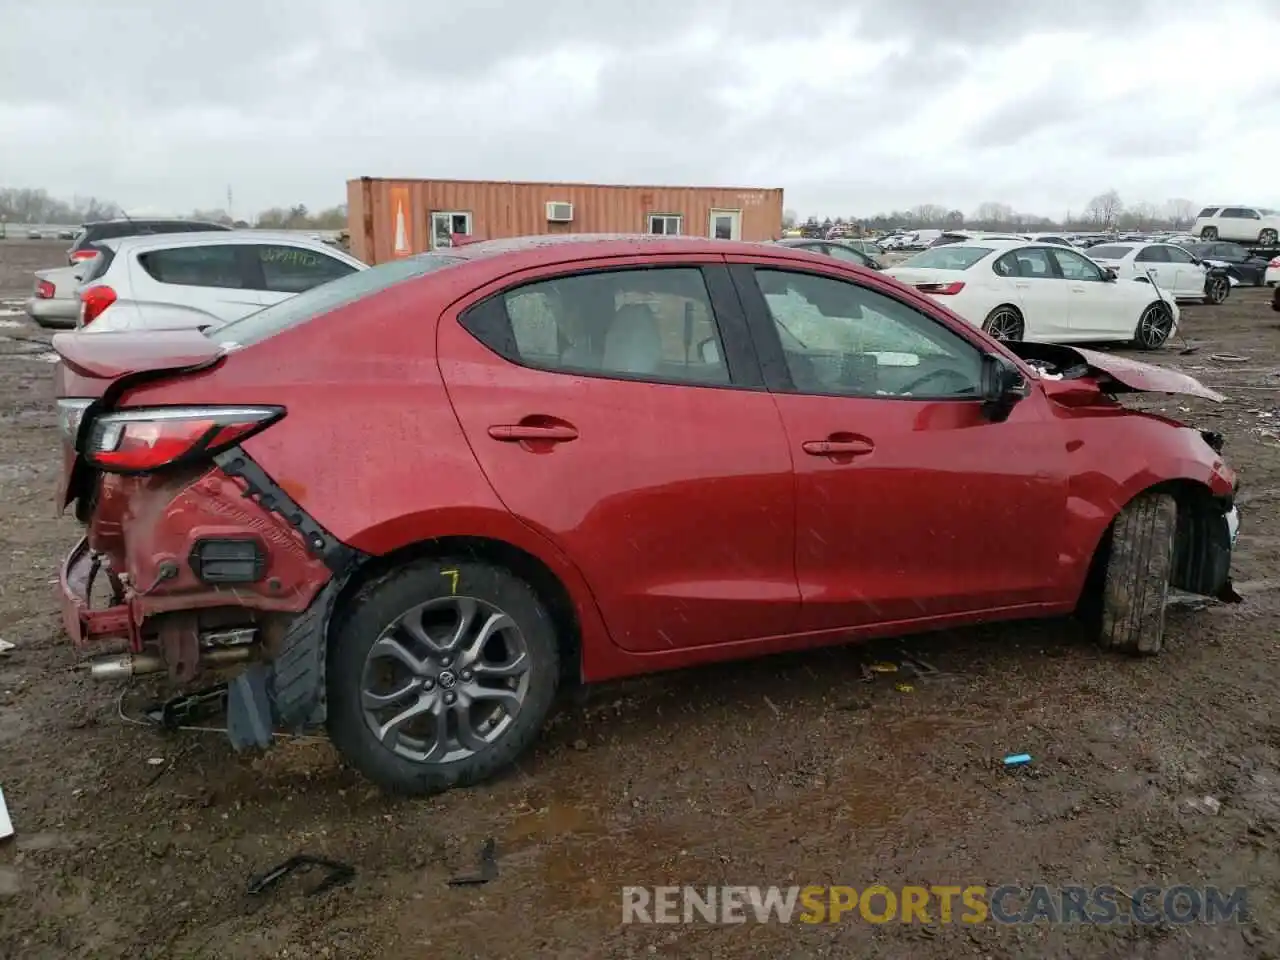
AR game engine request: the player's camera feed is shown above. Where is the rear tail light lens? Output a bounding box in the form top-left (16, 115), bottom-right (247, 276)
top-left (1270, 257), bottom-right (1280, 268)
top-left (82, 406), bottom-right (284, 474)
top-left (35, 279), bottom-right (55, 299)
top-left (79, 285), bottom-right (116, 326)
top-left (70, 249), bottom-right (99, 264)
top-left (915, 281), bottom-right (966, 295)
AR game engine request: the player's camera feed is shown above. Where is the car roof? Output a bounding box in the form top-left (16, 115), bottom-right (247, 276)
top-left (95, 230), bottom-right (344, 254)
top-left (442, 233), bottom-right (863, 268)
top-left (81, 218), bottom-right (228, 229)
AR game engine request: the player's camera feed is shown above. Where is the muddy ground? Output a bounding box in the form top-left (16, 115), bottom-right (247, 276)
top-left (0, 237), bottom-right (1278, 959)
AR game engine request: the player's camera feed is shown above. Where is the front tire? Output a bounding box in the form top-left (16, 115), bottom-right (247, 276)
top-left (1199, 226), bottom-right (1218, 240)
top-left (326, 558), bottom-right (561, 796)
top-left (1203, 275), bottom-right (1230, 305)
top-left (1260, 228), bottom-right (1278, 246)
top-left (1097, 492), bottom-right (1177, 655)
top-left (1132, 302), bottom-right (1173, 349)
top-left (982, 305), bottom-right (1025, 341)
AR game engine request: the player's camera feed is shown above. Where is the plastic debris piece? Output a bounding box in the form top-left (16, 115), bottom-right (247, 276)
top-left (895, 683), bottom-right (914, 693)
top-left (1187, 795), bottom-right (1221, 815)
top-left (0, 639), bottom-right (14, 655)
top-left (870, 662), bottom-right (898, 673)
top-left (146, 757), bottom-right (166, 766)
top-left (0, 785), bottom-right (12, 841)
top-left (1003, 754), bottom-right (1032, 766)
top-left (1209, 354), bottom-right (1249, 363)
top-left (447, 838), bottom-right (498, 886)
top-left (247, 854), bottom-right (354, 896)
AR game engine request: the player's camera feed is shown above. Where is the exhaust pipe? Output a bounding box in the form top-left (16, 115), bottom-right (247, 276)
top-left (86, 646), bottom-right (253, 680)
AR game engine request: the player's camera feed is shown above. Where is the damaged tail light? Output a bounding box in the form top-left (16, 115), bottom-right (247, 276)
top-left (83, 405), bottom-right (284, 474)
top-left (915, 281), bottom-right (966, 295)
top-left (35, 279), bottom-right (55, 299)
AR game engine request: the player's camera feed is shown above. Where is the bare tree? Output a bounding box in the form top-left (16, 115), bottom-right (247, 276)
top-left (1085, 190), bottom-right (1123, 229)
top-left (1164, 198), bottom-right (1196, 228)
top-left (973, 202), bottom-right (1015, 228)
top-left (911, 204), bottom-right (948, 227)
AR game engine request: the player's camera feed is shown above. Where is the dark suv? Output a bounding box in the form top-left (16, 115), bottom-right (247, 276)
top-left (67, 218), bottom-right (230, 266)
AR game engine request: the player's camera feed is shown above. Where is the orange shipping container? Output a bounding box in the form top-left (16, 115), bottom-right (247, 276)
top-left (347, 177), bottom-right (785, 265)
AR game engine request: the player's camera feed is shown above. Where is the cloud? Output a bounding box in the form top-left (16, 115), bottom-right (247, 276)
top-left (1, 0), bottom-right (1278, 219)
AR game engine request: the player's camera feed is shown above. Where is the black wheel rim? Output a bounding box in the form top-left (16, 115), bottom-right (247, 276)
top-left (1137, 304), bottom-right (1172, 347)
top-left (1208, 278), bottom-right (1228, 303)
top-left (986, 309), bottom-right (1021, 341)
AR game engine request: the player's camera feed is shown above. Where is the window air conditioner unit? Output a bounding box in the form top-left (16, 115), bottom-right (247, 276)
top-left (546, 201), bottom-right (574, 223)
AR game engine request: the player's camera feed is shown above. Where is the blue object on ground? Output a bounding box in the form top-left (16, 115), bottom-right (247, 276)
top-left (1003, 754), bottom-right (1032, 766)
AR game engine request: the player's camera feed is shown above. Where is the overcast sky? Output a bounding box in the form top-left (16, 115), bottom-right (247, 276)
top-left (3, 0), bottom-right (1279, 219)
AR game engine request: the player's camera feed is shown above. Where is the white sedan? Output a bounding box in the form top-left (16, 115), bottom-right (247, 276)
top-left (1084, 242), bottom-right (1217, 303)
top-left (1266, 256), bottom-right (1280, 286)
top-left (883, 239), bottom-right (1179, 349)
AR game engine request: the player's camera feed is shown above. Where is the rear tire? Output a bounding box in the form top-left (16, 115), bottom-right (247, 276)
top-left (982, 305), bottom-right (1024, 341)
top-left (1199, 226), bottom-right (1218, 240)
top-left (326, 558), bottom-right (561, 796)
top-left (1097, 492), bottom-right (1177, 655)
top-left (1260, 228), bottom-right (1278, 246)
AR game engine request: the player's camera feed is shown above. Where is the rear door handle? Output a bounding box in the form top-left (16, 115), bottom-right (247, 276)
top-left (488, 424), bottom-right (579, 442)
top-left (802, 439), bottom-right (874, 457)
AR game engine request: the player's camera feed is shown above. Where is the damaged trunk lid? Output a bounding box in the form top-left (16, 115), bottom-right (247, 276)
top-left (53, 329), bottom-right (227, 510)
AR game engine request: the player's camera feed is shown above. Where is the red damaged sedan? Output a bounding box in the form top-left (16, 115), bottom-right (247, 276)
top-left (53, 235), bottom-right (1241, 796)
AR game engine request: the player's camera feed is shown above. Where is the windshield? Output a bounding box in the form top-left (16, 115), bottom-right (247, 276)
top-left (1086, 245), bottom-right (1133, 260)
top-left (210, 253), bottom-right (463, 347)
top-left (899, 245), bottom-right (993, 270)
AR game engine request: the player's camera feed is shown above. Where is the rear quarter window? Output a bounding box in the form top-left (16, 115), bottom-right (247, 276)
top-left (211, 253), bottom-right (462, 347)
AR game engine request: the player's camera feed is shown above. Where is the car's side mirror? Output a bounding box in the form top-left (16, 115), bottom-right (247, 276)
top-left (698, 337), bottom-right (721, 365)
top-left (1102, 267), bottom-right (1118, 281)
top-left (980, 354), bottom-right (1029, 421)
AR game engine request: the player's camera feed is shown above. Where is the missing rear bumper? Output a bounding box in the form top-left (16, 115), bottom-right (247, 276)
top-left (59, 536), bottom-right (134, 653)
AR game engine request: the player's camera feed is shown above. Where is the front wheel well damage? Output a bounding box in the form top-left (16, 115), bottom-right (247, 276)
top-left (330, 536), bottom-right (584, 686)
top-left (1078, 479), bottom-right (1234, 613)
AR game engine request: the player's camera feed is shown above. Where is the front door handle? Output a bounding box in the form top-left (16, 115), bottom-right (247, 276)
top-left (488, 423), bottom-right (579, 442)
top-left (802, 438), bottom-right (874, 457)
top-left (1014, 281), bottom-right (1031, 289)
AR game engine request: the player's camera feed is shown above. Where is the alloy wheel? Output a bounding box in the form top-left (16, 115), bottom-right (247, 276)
top-left (1207, 277), bottom-right (1229, 304)
top-left (359, 596), bottom-right (531, 764)
top-left (1136, 304), bottom-right (1173, 348)
top-left (985, 308), bottom-right (1022, 341)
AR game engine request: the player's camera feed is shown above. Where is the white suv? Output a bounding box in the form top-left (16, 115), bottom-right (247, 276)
top-left (74, 231), bottom-right (366, 332)
top-left (1192, 206), bottom-right (1280, 246)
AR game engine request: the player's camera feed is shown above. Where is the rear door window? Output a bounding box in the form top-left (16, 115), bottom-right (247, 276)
top-left (254, 245), bottom-right (358, 293)
top-left (137, 244), bottom-right (248, 288)
top-left (463, 267), bottom-right (731, 386)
